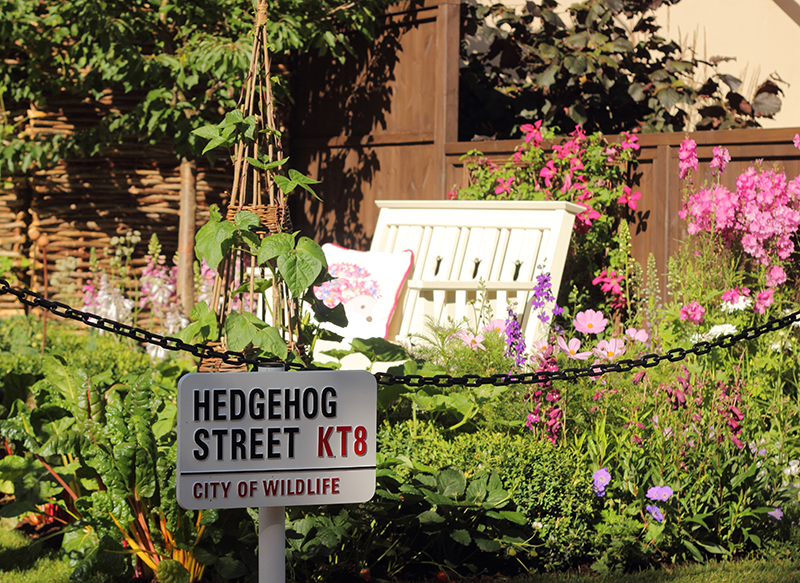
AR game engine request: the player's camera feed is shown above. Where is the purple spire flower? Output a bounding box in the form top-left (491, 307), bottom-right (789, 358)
top-left (504, 307), bottom-right (527, 368)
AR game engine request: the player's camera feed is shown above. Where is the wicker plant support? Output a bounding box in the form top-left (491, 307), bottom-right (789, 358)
top-left (198, 0), bottom-right (304, 372)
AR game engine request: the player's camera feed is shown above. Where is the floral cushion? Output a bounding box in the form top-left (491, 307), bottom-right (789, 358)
top-left (313, 243), bottom-right (413, 340)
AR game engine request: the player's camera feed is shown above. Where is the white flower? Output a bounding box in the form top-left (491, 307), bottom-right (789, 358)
top-left (720, 297), bottom-right (753, 313)
top-left (532, 521), bottom-right (543, 529)
top-left (784, 460), bottom-right (800, 477)
top-left (689, 332), bottom-right (710, 343)
top-left (707, 324), bottom-right (737, 340)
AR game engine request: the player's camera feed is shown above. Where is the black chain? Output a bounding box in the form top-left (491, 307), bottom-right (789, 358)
top-left (0, 278), bottom-right (294, 371)
top-left (2, 278), bottom-right (798, 386)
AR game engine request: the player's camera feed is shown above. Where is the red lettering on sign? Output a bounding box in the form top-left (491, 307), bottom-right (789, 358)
top-left (318, 426), bottom-right (334, 457)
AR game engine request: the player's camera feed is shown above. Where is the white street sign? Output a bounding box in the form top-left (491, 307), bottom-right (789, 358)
top-left (176, 369), bottom-right (377, 509)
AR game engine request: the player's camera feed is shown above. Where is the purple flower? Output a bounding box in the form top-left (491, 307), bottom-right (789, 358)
top-left (592, 467), bottom-right (611, 497)
top-left (646, 504), bottom-right (665, 523)
top-left (504, 307), bottom-right (527, 368)
top-left (646, 485), bottom-right (673, 502)
top-left (768, 507), bottom-right (784, 521)
top-left (530, 271), bottom-right (563, 323)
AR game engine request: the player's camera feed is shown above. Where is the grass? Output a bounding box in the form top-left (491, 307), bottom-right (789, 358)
top-left (2, 516), bottom-right (799, 582)
top-left (0, 518), bottom-right (72, 583)
top-left (514, 558), bottom-right (800, 582)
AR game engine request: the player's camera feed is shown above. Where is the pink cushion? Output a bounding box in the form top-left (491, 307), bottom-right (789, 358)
top-left (313, 243), bottom-right (413, 340)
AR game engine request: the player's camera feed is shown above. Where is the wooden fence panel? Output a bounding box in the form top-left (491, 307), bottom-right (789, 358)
top-left (288, 0), bottom-right (460, 249)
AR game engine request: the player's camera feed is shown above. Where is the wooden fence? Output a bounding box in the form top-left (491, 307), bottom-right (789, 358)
top-left (3, 0), bottom-right (800, 320)
top-left (289, 0), bottom-right (800, 292)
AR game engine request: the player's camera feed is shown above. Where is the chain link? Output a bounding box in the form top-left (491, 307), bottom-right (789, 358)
top-left (2, 277), bottom-right (799, 386)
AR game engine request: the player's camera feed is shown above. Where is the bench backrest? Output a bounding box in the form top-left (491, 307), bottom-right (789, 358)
top-left (370, 200), bottom-right (582, 346)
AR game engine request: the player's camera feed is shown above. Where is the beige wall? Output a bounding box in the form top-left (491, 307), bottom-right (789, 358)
top-left (497, 0), bottom-right (800, 129)
top-left (656, 0), bottom-right (800, 129)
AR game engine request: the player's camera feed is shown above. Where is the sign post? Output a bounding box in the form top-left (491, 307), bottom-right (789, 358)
top-left (176, 369), bottom-right (377, 582)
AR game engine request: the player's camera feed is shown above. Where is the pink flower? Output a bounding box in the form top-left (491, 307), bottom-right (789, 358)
top-left (540, 160), bottom-right (557, 187)
top-left (679, 301), bottom-right (705, 324)
top-left (573, 309), bottom-right (608, 334)
top-left (592, 268), bottom-right (624, 296)
top-left (765, 265), bottom-right (787, 288)
top-left (625, 328), bottom-right (649, 343)
top-left (679, 138), bottom-right (698, 179)
top-left (794, 134), bottom-right (800, 151)
top-left (556, 336), bottom-right (592, 360)
top-left (721, 286), bottom-right (750, 303)
top-left (594, 338), bottom-right (626, 361)
top-left (574, 202), bottom-right (602, 234)
top-left (521, 120), bottom-right (543, 147)
top-left (459, 331), bottom-right (487, 351)
top-left (512, 150), bottom-right (523, 164)
top-left (618, 186), bottom-right (642, 211)
top-left (495, 176), bottom-right (514, 196)
top-left (709, 146), bottom-right (731, 175)
top-left (482, 318), bottom-right (506, 334)
top-left (754, 288), bottom-right (775, 314)
top-left (620, 132), bottom-right (640, 151)
top-left (447, 189), bottom-right (458, 200)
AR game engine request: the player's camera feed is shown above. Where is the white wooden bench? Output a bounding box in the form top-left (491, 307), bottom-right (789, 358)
top-left (370, 200), bottom-right (582, 347)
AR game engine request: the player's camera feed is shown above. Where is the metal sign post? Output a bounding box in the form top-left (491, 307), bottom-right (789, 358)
top-left (176, 369), bottom-right (377, 583)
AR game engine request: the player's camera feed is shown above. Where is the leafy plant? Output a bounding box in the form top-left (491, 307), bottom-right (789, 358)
top-left (459, 0), bottom-right (786, 140)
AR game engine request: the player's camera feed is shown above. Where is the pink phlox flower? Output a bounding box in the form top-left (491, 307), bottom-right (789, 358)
top-left (540, 160), bottom-right (557, 187)
top-left (556, 336), bottom-right (592, 360)
top-left (678, 138), bottom-right (698, 179)
top-left (618, 185), bottom-right (642, 211)
top-left (482, 318), bottom-right (506, 334)
top-left (625, 327), bottom-right (649, 343)
top-left (573, 309), bottom-right (608, 334)
top-left (721, 286), bottom-right (750, 304)
top-left (765, 265), bottom-right (787, 288)
top-left (709, 146), bottom-right (731, 175)
top-left (794, 134), bottom-right (800, 151)
top-left (620, 131), bottom-right (640, 151)
top-left (569, 157), bottom-right (585, 172)
top-left (679, 301), bottom-right (705, 324)
top-left (754, 288), bottom-right (775, 314)
top-left (594, 338), bottom-right (625, 361)
top-left (495, 176), bottom-right (514, 196)
top-left (521, 120), bottom-right (543, 147)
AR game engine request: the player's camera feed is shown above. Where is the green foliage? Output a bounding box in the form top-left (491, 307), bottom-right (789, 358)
top-left (460, 0), bottom-right (786, 139)
top-left (0, 0), bottom-right (395, 172)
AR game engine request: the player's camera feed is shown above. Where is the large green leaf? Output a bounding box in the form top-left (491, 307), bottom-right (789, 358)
top-left (258, 232), bottom-right (295, 264)
top-left (277, 251), bottom-right (324, 298)
top-left (255, 326), bottom-right (288, 360)
top-left (436, 468), bottom-right (466, 498)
